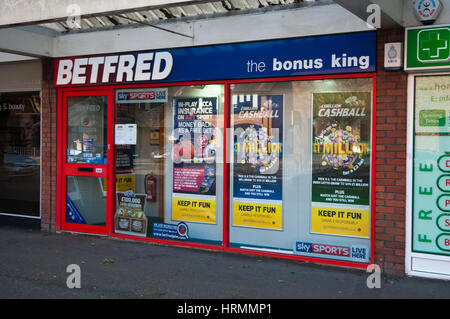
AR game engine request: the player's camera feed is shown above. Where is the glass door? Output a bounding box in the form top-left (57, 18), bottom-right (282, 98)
top-left (61, 90), bottom-right (113, 234)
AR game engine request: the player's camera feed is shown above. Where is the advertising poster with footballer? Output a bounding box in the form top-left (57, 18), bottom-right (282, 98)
top-left (172, 97), bottom-right (218, 224)
top-left (311, 92), bottom-right (371, 238)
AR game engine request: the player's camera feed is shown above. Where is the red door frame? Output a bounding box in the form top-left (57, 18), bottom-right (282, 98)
top-left (56, 73), bottom-right (376, 270)
top-left (58, 88), bottom-right (114, 235)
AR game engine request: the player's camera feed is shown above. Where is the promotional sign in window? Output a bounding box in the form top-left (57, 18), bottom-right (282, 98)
top-left (311, 92), bottom-right (372, 238)
top-left (293, 240), bottom-right (370, 263)
top-left (413, 75), bottom-right (450, 255)
top-left (232, 94), bottom-right (283, 230)
top-left (115, 191), bottom-right (147, 237)
top-left (172, 97), bottom-right (218, 224)
top-left (116, 88), bottom-right (168, 104)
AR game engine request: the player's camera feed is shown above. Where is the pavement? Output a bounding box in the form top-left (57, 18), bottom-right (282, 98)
top-left (1, 224), bottom-right (450, 300)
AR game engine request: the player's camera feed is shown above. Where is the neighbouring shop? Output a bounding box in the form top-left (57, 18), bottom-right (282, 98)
top-left (54, 31), bottom-right (376, 268)
top-left (0, 60), bottom-right (41, 227)
top-left (405, 24), bottom-right (450, 279)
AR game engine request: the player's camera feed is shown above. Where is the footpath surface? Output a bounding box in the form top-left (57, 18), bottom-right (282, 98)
top-left (0, 225), bottom-right (449, 299)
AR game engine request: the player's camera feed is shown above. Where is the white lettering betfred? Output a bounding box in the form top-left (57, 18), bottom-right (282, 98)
top-left (56, 60), bottom-right (73, 85)
top-left (56, 52), bottom-right (173, 85)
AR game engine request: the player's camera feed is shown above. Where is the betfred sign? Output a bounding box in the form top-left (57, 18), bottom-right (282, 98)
top-left (55, 52), bottom-right (173, 86)
top-left (54, 31), bottom-right (376, 87)
top-left (294, 241), bottom-right (369, 263)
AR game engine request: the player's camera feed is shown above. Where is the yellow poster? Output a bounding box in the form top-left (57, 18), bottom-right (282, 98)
top-left (233, 201), bottom-right (282, 230)
top-left (101, 173), bottom-right (135, 197)
top-left (172, 196), bottom-right (216, 224)
top-left (311, 206), bottom-right (370, 238)
top-left (116, 174), bottom-right (136, 193)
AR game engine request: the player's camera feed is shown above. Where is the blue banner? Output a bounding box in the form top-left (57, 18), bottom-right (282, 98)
top-left (167, 32), bottom-right (376, 81)
top-left (55, 32), bottom-right (376, 86)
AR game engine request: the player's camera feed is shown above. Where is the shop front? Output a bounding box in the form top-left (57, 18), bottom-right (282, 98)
top-left (55, 31), bottom-right (376, 268)
top-left (405, 25), bottom-right (450, 279)
top-left (0, 60), bottom-right (41, 227)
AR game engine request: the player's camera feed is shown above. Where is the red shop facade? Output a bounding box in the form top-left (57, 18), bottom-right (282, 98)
top-left (44, 30), bottom-right (387, 271)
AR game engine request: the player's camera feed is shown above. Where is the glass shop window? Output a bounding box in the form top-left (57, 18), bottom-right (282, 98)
top-left (229, 78), bottom-right (373, 263)
top-left (0, 91), bottom-right (41, 217)
top-left (113, 85), bottom-right (224, 245)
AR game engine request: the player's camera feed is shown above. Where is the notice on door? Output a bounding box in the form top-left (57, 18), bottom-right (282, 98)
top-left (115, 124), bottom-right (137, 145)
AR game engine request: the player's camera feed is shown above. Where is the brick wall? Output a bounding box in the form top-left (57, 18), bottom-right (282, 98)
top-left (40, 59), bottom-right (58, 232)
top-left (375, 29), bottom-right (408, 276)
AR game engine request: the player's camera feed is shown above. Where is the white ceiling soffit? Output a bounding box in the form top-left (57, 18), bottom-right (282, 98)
top-left (0, 0), bottom-right (198, 27)
top-left (53, 2), bottom-right (371, 57)
top-left (33, 0), bottom-right (322, 34)
top-left (0, 0), bottom-right (373, 59)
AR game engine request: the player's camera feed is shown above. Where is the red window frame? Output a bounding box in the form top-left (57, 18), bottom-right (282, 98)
top-left (56, 73), bottom-right (376, 269)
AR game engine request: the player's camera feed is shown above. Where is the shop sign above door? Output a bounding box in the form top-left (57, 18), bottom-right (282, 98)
top-left (406, 25), bottom-right (450, 71)
top-left (54, 31), bottom-right (376, 87)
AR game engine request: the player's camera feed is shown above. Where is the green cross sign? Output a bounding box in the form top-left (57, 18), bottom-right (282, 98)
top-left (418, 28), bottom-right (450, 62)
top-left (406, 26), bottom-right (450, 70)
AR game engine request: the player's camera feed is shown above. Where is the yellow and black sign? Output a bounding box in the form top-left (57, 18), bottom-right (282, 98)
top-left (233, 201), bottom-right (282, 230)
top-left (172, 197), bottom-right (216, 224)
top-left (311, 206), bottom-right (370, 238)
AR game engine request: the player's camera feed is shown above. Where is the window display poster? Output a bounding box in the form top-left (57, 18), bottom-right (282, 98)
top-left (172, 97), bottom-right (217, 224)
top-left (115, 191), bottom-right (147, 237)
top-left (412, 76), bottom-right (450, 256)
top-left (311, 92), bottom-right (371, 238)
top-left (232, 94), bottom-right (283, 230)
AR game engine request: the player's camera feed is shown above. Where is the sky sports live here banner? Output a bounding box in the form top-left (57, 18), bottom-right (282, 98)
top-left (54, 32), bottom-right (376, 86)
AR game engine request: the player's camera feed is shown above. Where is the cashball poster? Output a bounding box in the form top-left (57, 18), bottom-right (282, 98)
top-left (232, 94), bottom-right (283, 230)
top-left (311, 92), bottom-right (372, 238)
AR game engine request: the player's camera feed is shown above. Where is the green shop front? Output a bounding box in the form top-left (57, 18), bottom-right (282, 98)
top-left (405, 24), bottom-right (450, 279)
